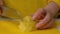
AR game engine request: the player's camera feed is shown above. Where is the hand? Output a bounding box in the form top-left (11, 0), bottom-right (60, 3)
top-left (0, 0), bottom-right (3, 16)
top-left (32, 8), bottom-right (55, 29)
top-left (0, 0), bottom-right (3, 6)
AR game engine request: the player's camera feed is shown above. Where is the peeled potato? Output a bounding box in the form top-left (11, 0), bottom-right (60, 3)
top-left (19, 16), bottom-right (36, 32)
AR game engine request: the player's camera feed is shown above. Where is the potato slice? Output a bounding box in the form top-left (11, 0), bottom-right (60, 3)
top-left (19, 16), bottom-right (36, 32)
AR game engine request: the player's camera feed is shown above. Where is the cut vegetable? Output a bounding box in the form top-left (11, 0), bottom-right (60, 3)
top-left (19, 16), bottom-right (37, 32)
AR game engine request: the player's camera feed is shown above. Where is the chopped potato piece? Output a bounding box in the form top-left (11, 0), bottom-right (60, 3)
top-left (19, 16), bottom-right (37, 32)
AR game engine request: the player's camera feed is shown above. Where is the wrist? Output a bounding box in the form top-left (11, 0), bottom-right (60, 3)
top-left (44, 1), bottom-right (60, 17)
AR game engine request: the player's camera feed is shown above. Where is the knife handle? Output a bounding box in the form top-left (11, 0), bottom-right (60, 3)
top-left (0, 7), bottom-right (3, 16)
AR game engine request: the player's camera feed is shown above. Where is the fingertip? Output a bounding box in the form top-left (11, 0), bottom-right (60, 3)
top-left (36, 23), bottom-right (42, 29)
top-left (36, 23), bottom-right (46, 30)
top-left (36, 23), bottom-right (39, 28)
top-left (32, 15), bottom-right (36, 20)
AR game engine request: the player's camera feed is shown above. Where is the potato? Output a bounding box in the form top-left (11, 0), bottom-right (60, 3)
top-left (19, 16), bottom-right (37, 32)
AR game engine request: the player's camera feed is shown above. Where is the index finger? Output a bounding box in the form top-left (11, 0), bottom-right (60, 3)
top-left (32, 8), bottom-right (45, 20)
top-left (36, 12), bottom-right (52, 28)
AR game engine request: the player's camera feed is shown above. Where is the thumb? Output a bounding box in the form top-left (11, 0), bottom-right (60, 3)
top-left (32, 8), bottom-right (45, 20)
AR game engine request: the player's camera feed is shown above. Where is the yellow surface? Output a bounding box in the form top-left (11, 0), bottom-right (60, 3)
top-left (4, 0), bottom-right (47, 17)
top-left (1, 0), bottom-right (60, 34)
top-left (0, 20), bottom-right (60, 34)
top-left (3, 0), bottom-right (60, 18)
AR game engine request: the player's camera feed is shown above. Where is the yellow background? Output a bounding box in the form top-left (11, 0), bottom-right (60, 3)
top-left (0, 20), bottom-right (60, 34)
top-left (3, 0), bottom-right (60, 17)
top-left (0, 0), bottom-right (60, 34)
top-left (4, 0), bottom-right (47, 17)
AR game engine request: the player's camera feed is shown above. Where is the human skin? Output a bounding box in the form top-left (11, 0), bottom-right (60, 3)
top-left (32, 1), bottom-right (60, 29)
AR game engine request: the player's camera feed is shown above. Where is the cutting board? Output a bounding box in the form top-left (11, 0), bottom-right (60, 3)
top-left (0, 19), bottom-right (60, 34)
